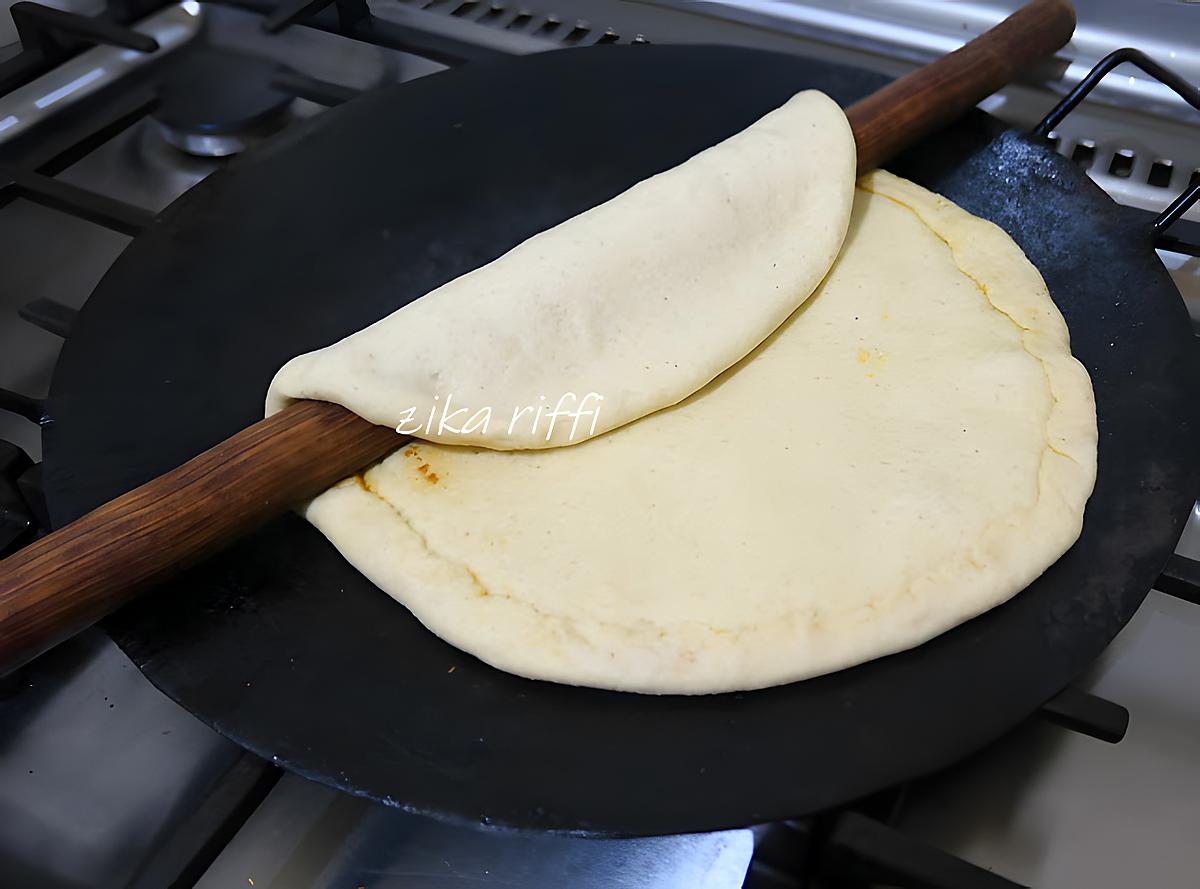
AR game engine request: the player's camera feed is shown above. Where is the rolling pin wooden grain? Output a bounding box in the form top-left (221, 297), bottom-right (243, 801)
top-left (0, 0), bottom-right (1076, 675)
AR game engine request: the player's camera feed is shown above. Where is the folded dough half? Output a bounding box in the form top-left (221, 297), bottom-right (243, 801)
top-left (266, 91), bottom-right (856, 448)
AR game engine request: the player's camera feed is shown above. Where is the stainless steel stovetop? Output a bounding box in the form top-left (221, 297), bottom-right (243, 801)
top-left (1, 1), bottom-right (1198, 886)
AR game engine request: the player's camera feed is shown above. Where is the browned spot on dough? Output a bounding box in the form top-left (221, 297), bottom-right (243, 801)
top-left (353, 473), bottom-right (369, 491)
top-left (466, 568), bottom-right (489, 597)
top-left (414, 461), bottom-right (441, 484)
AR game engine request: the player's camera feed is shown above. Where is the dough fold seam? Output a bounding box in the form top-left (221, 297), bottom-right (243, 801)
top-left (855, 178), bottom-right (1079, 467)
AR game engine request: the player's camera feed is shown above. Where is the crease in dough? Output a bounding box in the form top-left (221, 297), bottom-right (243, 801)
top-left (855, 179), bottom-right (1079, 467)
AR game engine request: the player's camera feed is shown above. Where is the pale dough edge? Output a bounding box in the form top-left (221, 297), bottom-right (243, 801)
top-left (305, 171), bottom-right (1099, 694)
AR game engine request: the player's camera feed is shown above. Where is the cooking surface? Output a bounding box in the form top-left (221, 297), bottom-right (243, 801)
top-left (35, 42), bottom-right (1200, 834)
top-left (2, 0), bottom-right (1199, 884)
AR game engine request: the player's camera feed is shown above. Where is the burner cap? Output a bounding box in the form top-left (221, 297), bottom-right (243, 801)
top-left (153, 49), bottom-right (293, 156)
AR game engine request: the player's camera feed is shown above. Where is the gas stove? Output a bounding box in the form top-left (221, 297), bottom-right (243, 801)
top-left (1, 1), bottom-right (1198, 887)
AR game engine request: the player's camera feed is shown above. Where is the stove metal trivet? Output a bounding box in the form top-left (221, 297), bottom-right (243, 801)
top-left (1, 3), bottom-right (1199, 887)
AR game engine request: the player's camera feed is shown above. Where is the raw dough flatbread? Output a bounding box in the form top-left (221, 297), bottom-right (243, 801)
top-left (301, 171), bottom-right (1097, 694)
top-left (266, 91), bottom-right (855, 448)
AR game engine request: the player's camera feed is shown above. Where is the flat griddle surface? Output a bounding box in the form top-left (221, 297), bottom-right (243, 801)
top-left (42, 45), bottom-right (1200, 835)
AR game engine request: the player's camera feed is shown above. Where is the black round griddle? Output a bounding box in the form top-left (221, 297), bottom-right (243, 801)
top-left (42, 46), bottom-right (1200, 836)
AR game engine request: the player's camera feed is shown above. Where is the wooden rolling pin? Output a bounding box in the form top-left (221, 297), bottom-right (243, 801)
top-left (0, 0), bottom-right (1076, 676)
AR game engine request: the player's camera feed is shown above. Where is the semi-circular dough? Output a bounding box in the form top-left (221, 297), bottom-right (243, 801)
top-left (266, 91), bottom-right (855, 448)
top-left (301, 171), bottom-right (1097, 694)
